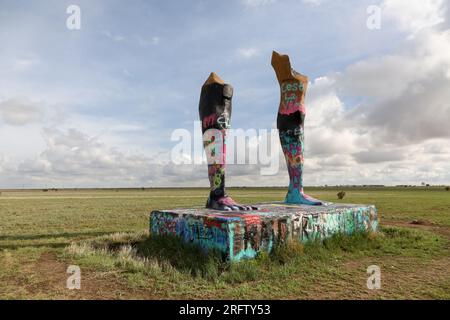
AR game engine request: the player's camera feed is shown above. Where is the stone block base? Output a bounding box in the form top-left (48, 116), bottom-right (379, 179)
top-left (150, 203), bottom-right (378, 261)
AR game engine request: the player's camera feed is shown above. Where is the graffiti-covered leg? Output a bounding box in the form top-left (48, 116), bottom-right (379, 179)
top-left (279, 130), bottom-right (323, 205)
top-left (271, 51), bottom-right (325, 206)
top-left (199, 72), bottom-right (258, 211)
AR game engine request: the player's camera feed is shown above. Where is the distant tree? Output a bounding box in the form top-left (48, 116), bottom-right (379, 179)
top-left (445, 187), bottom-right (450, 191)
top-left (337, 191), bottom-right (346, 200)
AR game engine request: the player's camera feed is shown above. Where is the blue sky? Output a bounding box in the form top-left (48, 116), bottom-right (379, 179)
top-left (1, 0), bottom-right (450, 188)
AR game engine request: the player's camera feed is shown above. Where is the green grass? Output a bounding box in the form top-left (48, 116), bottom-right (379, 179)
top-left (1, 187), bottom-right (450, 299)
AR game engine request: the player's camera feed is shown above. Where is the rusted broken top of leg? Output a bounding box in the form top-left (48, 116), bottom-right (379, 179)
top-left (271, 51), bottom-right (308, 85)
top-left (203, 72), bottom-right (225, 87)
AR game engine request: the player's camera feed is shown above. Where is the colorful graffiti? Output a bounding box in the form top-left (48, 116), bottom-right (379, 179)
top-left (272, 51), bottom-right (324, 206)
top-left (150, 203), bottom-right (378, 261)
top-left (198, 73), bottom-right (258, 211)
top-left (279, 81), bottom-right (306, 115)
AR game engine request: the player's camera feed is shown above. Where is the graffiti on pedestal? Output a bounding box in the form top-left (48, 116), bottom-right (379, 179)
top-left (150, 203), bottom-right (378, 261)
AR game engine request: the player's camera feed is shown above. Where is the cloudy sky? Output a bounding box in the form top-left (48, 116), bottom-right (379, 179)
top-left (1, 0), bottom-right (449, 188)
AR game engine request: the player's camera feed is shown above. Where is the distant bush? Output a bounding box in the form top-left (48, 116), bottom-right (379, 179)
top-left (43, 189), bottom-right (49, 192)
top-left (445, 186), bottom-right (450, 191)
top-left (337, 191), bottom-right (346, 200)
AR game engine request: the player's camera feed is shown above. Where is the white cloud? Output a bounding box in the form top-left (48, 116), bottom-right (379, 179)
top-left (15, 128), bottom-right (156, 187)
top-left (302, 0), bottom-right (323, 7)
top-left (0, 97), bottom-right (42, 126)
top-left (100, 30), bottom-right (125, 42)
top-left (383, 0), bottom-right (447, 36)
top-left (12, 57), bottom-right (39, 72)
top-left (337, 31), bottom-right (450, 145)
top-left (242, 0), bottom-right (276, 8)
top-left (294, 0), bottom-right (450, 185)
top-left (135, 35), bottom-right (160, 46)
top-left (236, 47), bottom-right (260, 59)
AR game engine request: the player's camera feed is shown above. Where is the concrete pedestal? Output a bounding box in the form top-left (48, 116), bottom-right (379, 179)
top-left (150, 203), bottom-right (378, 261)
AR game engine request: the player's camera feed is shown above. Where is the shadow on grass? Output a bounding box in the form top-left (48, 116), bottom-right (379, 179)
top-left (0, 230), bottom-right (118, 241)
top-left (0, 242), bottom-right (69, 250)
top-left (0, 230), bottom-right (121, 251)
top-left (134, 235), bottom-right (226, 279)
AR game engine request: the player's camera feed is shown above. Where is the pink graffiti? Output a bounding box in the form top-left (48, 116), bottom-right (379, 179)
top-left (279, 94), bottom-right (306, 115)
top-left (218, 196), bottom-right (238, 206)
top-left (202, 113), bottom-right (217, 128)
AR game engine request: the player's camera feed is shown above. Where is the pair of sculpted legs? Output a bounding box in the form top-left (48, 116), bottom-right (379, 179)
top-left (199, 51), bottom-right (324, 211)
top-left (199, 73), bottom-right (258, 211)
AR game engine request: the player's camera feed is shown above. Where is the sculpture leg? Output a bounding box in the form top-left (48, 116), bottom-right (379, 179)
top-left (279, 131), bottom-right (323, 205)
top-left (271, 50), bottom-right (325, 206)
top-left (203, 130), bottom-right (235, 210)
top-left (199, 76), bottom-right (258, 211)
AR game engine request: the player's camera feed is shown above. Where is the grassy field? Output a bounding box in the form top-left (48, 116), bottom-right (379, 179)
top-left (0, 187), bottom-right (449, 299)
